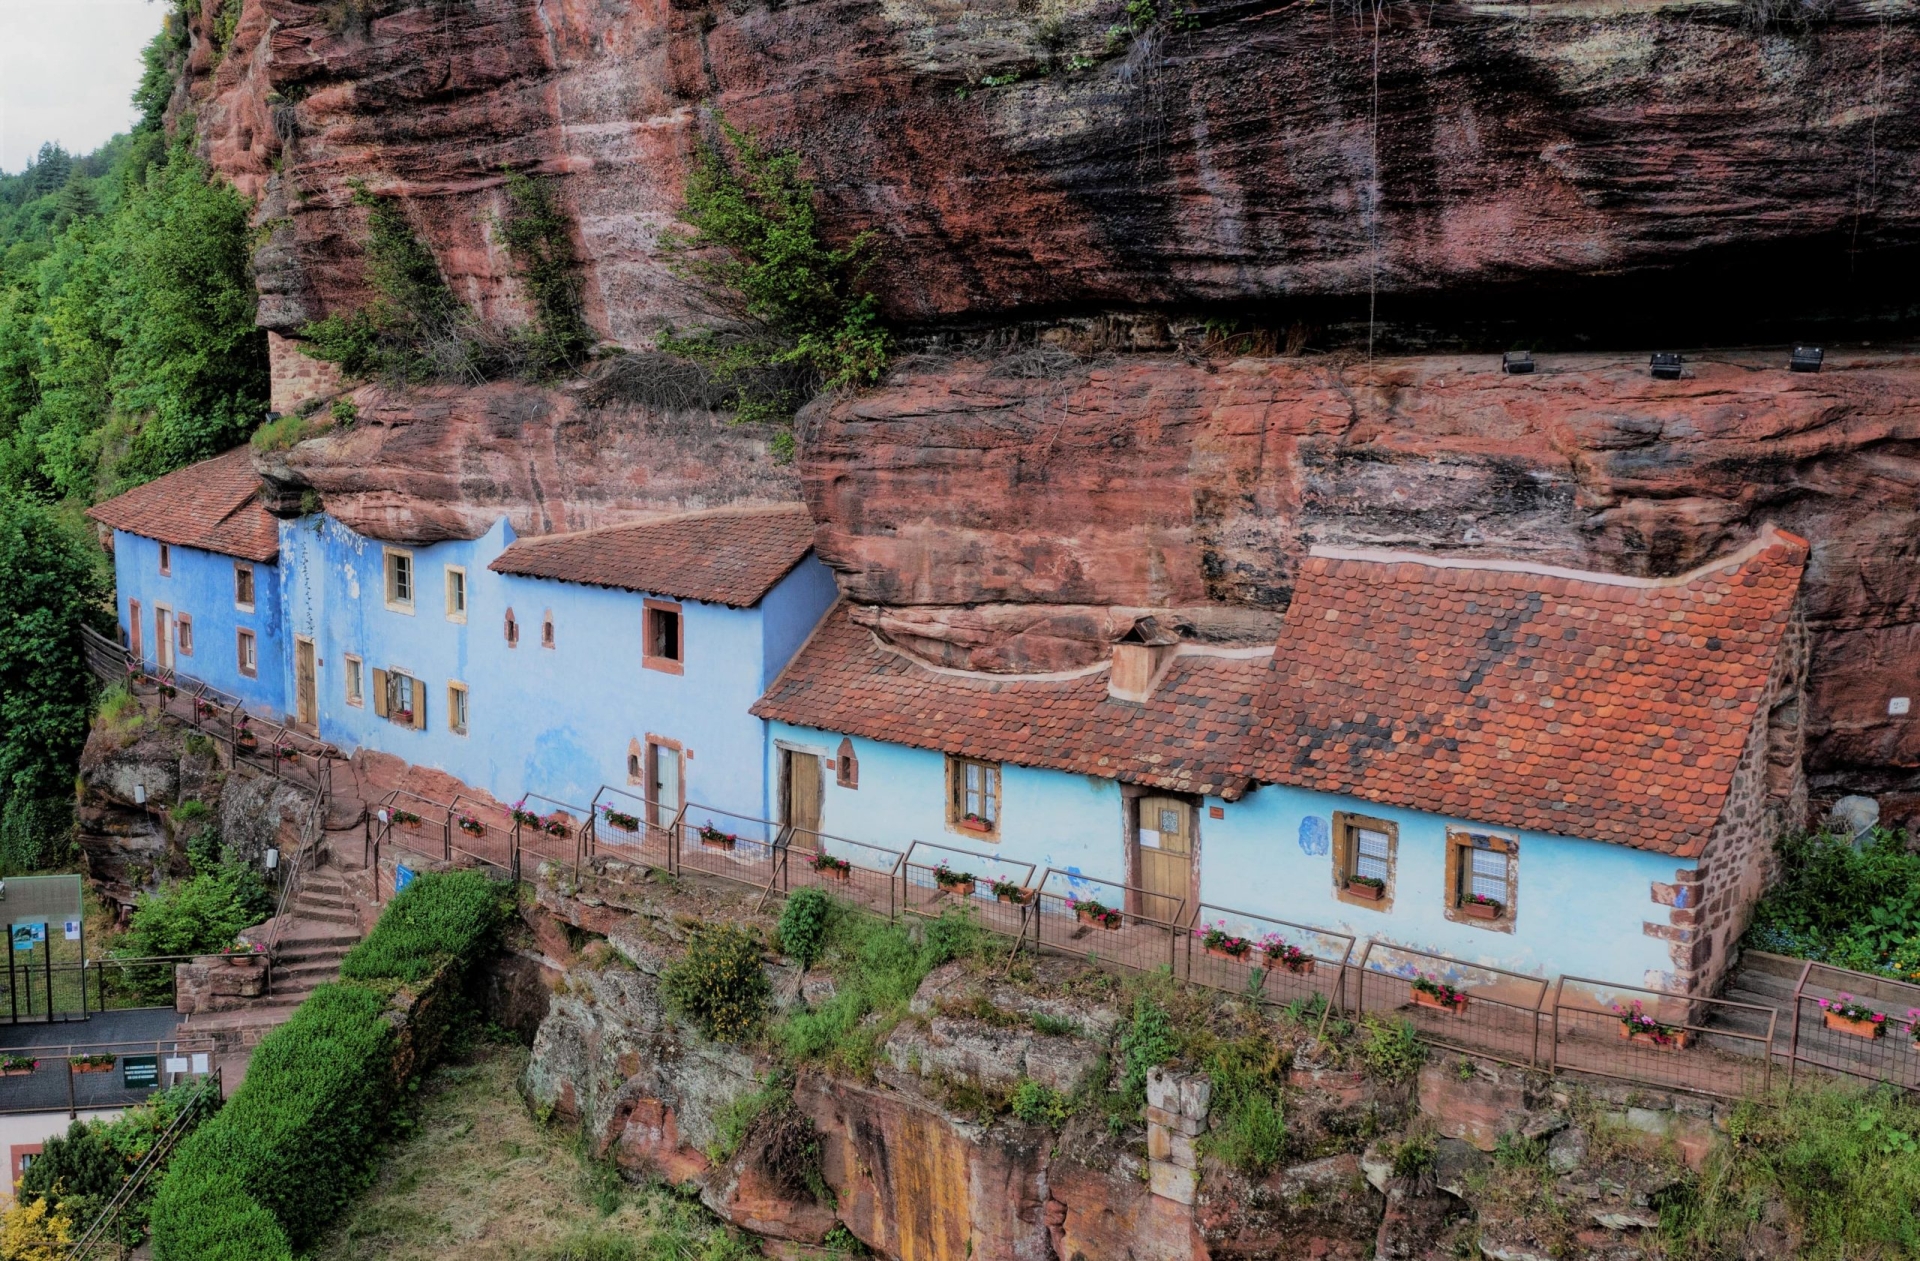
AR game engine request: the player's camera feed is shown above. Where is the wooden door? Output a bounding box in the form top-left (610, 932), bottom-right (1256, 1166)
top-left (295, 638), bottom-right (317, 727)
top-left (128, 601), bottom-right (142, 661)
top-left (648, 742), bottom-right (682, 827)
top-left (1135, 795), bottom-right (1194, 925)
top-left (783, 750), bottom-right (823, 840)
top-left (154, 608), bottom-right (173, 671)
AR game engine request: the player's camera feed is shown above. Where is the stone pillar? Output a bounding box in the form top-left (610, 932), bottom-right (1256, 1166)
top-left (1145, 1065), bottom-right (1211, 1205)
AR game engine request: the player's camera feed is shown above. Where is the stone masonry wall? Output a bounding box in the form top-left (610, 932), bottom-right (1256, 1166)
top-left (268, 330), bottom-right (343, 417)
top-left (1645, 603), bottom-right (1811, 998)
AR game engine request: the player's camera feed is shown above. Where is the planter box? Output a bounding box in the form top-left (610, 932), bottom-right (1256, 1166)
top-left (73, 1062), bottom-right (114, 1074)
top-left (936, 878), bottom-right (977, 898)
top-left (956, 818), bottom-right (993, 835)
top-left (1346, 882), bottom-right (1385, 902)
top-left (1619, 1025), bottom-right (1694, 1051)
top-left (397, 818), bottom-right (423, 832)
top-left (1076, 908), bottom-right (1121, 931)
top-left (700, 836), bottom-right (737, 851)
top-left (996, 889), bottom-right (1036, 906)
top-left (1205, 945), bottom-right (1252, 963)
top-left (818, 866), bottom-right (852, 883)
top-left (1412, 990), bottom-right (1468, 1015)
top-left (603, 818), bottom-right (637, 834)
top-left (1460, 901), bottom-right (1501, 920)
top-left (1825, 1010), bottom-right (1885, 1040)
top-left (223, 955), bottom-right (261, 968)
top-left (460, 824), bottom-right (488, 840)
top-left (1267, 955), bottom-right (1316, 976)
top-left (1, 1067), bottom-right (33, 1077)
top-left (235, 736), bottom-right (259, 751)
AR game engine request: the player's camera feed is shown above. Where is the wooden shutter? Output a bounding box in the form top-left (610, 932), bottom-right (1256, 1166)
top-left (1331, 811), bottom-right (1351, 881)
top-left (373, 668), bottom-right (389, 718)
top-left (410, 678), bottom-right (426, 729)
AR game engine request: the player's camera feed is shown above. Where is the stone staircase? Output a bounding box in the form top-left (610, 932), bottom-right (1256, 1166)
top-left (1714, 950), bottom-right (1806, 1049)
top-left (181, 864), bottom-right (364, 1056)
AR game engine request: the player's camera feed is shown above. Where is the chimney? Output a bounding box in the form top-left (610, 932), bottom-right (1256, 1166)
top-left (1109, 616), bottom-right (1180, 703)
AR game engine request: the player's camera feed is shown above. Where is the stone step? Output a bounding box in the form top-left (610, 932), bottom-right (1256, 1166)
top-left (295, 894), bottom-right (354, 913)
top-left (273, 929), bottom-right (362, 950)
top-left (292, 907), bottom-right (359, 927)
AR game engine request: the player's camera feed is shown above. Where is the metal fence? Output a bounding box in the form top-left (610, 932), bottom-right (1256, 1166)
top-left (1183, 903), bottom-right (1357, 1016)
top-left (67, 1067), bottom-right (223, 1261)
top-left (1026, 867), bottom-right (1185, 975)
top-left (1786, 961), bottom-right (1920, 1091)
top-left (1553, 975), bottom-right (1775, 1100)
top-left (0, 1035), bottom-right (218, 1117)
top-left (1353, 941), bottom-right (1553, 1069)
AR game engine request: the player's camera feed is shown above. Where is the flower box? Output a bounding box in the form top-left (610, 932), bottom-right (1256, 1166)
top-left (542, 818), bottom-right (571, 838)
top-left (1075, 904), bottom-right (1122, 930)
top-left (1412, 989), bottom-right (1468, 1015)
top-left (458, 817), bottom-right (487, 838)
top-left (956, 815), bottom-right (993, 835)
top-left (1264, 949), bottom-right (1315, 976)
top-left (1460, 899), bottom-right (1502, 920)
top-left (225, 953), bottom-right (261, 968)
top-left (277, 746), bottom-right (300, 762)
top-left (698, 825), bottom-right (737, 851)
top-left (993, 885), bottom-right (1036, 906)
top-left (1826, 1010), bottom-right (1885, 1040)
top-left (938, 878), bottom-right (976, 898)
top-left (1205, 944), bottom-right (1252, 962)
top-left (0, 1057), bottom-right (36, 1076)
top-left (391, 810), bottom-right (423, 831)
top-left (1346, 879), bottom-right (1385, 901)
top-left (235, 732), bottom-right (259, 751)
top-left (811, 853), bottom-right (852, 882)
top-left (511, 806), bottom-right (542, 829)
top-left (601, 809), bottom-right (639, 834)
top-left (1619, 1025), bottom-right (1693, 1051)
top-left (70, 1056), bottom-right (115, 1074)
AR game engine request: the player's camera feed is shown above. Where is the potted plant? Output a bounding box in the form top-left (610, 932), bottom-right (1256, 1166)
top-left (69, 1054), bottom-right (115, 1074)
top-left (393, 708), bottom-right (414, 725)
top-left (956, 812), bottom-right (993, 835)
top-left (1410, 975), bottom-right (1468, 1015)
top-left (1198, 923), bottom-right (1253, 962)
top-left (1613, 1000), bottom-right (1692, 1050)
top-left (195, 698), bottom-right (219, 720)
top-left (698, 822), bottom-right (737, 851)
top-left (1, 1055), bottom-right (36, 1077)
top-left (600, 805), bottom-right (639, 834)
top-left (158, 681), bottom-right (177, 701)
top-left (990, 877), bottom-right (1035, 905)
top-left (1346, 874), bottom-right (1386, 901)
top-left (1460, 892), bottom-right (1502, 920)
top-left (511, 800), bottom-right (542, 829)
top-left (811, 851), bottom-right (852, 882)
top-left (1819, 994), bottom-right (1887, 1040)
top-left (458, 814), bottom-right (487, 838)
top-left (221, 941), bottom-right (267, 968)
top-left (542, 815), bottom-right (571, 838)
top-left (1071, 897), bottom-right (1122, 930)
top-left (1260, 936), bottom-right (1315, 976)
top-left (932, 863), bottom-right (976, 897)
top-left (391, 809), bottom-right (423, 831)
top-left (235, 716), bottom-right (258, 751)
top-left (277, 745), bottom-right (300, 762)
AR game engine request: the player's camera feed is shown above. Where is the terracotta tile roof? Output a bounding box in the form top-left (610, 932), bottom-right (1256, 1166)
top-left (489, 505), bottom-right (816, 608)
top-left (85, 448), bottom-right (278, 563)
top-left (1247, 528), bottom-right (1809, 857)
top-left (752, 604), bottom-right (1271, 798)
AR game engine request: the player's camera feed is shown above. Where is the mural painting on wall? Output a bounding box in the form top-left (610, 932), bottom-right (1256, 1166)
top-left (1299, 815), bottom-right (1329, 857)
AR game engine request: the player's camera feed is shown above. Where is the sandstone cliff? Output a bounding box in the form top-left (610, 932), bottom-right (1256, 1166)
top-left (177, 0), bottom-right (1920, 813)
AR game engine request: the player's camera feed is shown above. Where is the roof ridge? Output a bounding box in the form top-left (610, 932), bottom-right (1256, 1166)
top-left (1307, 522), bottom-right (1803, 590)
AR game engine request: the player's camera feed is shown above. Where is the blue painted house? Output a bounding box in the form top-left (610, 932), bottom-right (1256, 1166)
top-left (87, 449), bottom-right (289, 716)
top-left (752, 528), bottom-right (1811, 996)
top-left (276, 504), bottom-right (837, 823)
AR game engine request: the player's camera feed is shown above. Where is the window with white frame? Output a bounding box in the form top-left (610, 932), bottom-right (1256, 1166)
top-left (385, 548), bottom-right (414, 613)
top-left (445, 566), bottom-right (466, 622)
top-left (236, 628), bottom-right (257, 678)
top-left (344, 655), bottom-right (364, 707)
top-left (448, 682), bottom-right (469, 735)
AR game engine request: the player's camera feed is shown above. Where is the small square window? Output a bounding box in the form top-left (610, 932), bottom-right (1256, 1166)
top-left (505, 608), bottom-right (519, 648)
top-left (236, 629), bottom-right (257, 678)
top-left (176, 613), bottom-right (193, 657)
top-left (1447, 831), bottom-right (1517, 929)
top-left (384, 549), bottom-right (415, 613)
top-left (445, 567), bottom-right (467, 622)
top-left (448, 682), bottom-right (469, 736)
top-left (644, 601), bottom-right (683, 674)
top-left (947, 756), bottom-right (1000, 837)
top-left (344, 655), bottom-right (364, 707)
top-left (1333, 813), bottom-right (1396, 910)
top-left (541, 610), bottom-right (555, 649)
top-left (234, 563), bottom-right (255, 611)
top-left (158, 544), bottom-right (171, 576)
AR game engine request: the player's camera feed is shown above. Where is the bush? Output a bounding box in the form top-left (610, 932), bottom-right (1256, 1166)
top-left (339, 867), bottom-right (505, 982)
top-left (777, 888), bottom-right (832, 970)
top-left (662, 922), bottom-right (770, 1042)
top-left (1747, 827), bottom-right (1920, 977)
top-left (0, 793), bottom-right (75, 873)
top-left (1117, 996), bottom-right (1178, 1109)
top-left (1010, 1078), bottom-right (1069, 1128)
top-left (1358, 1015), bottom-right (1425, 1084)
top-left (119, 860), bottom-right (274, 961)
top-left (1200, 1034), bottom-right (1288, 1175)
top-left (149, 871), bottom-right (507, 1259)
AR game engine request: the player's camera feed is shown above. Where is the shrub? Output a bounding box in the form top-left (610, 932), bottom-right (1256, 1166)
top-left (1010, 1078), bottom-right (1069, 1128)
top-left (1358, 1015), bottom-right (1426, 1084)
top-left (339, 867), bottom-right (506, 982)
top-left (0, 1197), bottom-right (72, 1260)
top-left (497, 172), bottom-right (594, 377)
top-left (1746, 827), bottom-right (1920, 977)
top-left (662, 922), bottom-right (770, 1042)
top-left (659, 114), bottom-right (890, 434)
top-left (778, 887), bottom-right (833, 970)
top-left (1200, 1034), bottom-right (1288, 1175)
top-left (1117, 997), bottom-right (1178, 1110)
top-left (118, 859), bottom-right (275, 982)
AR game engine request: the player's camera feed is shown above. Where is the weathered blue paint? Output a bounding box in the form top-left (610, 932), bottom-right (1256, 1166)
top-left (110, 530), bottom-right (286, 715)
top-left (279, 514), bottom-right (836, 820)
top-left (766, 719), bottom-right (1687, 984)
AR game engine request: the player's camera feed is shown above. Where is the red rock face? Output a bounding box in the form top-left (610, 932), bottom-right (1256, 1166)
top-left (803, 351), bottom-right (1920, 793)
top-left (191, 1), bottom-right (1920, 336)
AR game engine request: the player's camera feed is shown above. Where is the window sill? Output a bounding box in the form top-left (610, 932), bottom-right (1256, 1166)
top-left (446, 614), bottom-right (467, 625)
top-left (643, 656), bottom-right (685, 676)
top-left (1334, 885), bottom-right (1392, 913)
top-left (385, 602), bottom-right (416, 616)
top-left (235, 603), bottom-right (254, 614)
top-left (1444, 906), bottom-right (1516, 933)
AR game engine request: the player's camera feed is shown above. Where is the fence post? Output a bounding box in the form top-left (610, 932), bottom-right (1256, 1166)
top-left (1547, 976), bottom-right (1566, 1078)
top-left (1787, 958), bottom-right (1812, 1092)
top-left (1354, 939), bottom-right (1374, 1018)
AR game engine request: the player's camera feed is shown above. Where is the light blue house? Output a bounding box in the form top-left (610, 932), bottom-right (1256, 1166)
top-left (276, 504), bottom-right (837, 823)
top-left (87, 448), bottom-right (289, 716)
top-left (754, 529), bottom-right (1811, 996)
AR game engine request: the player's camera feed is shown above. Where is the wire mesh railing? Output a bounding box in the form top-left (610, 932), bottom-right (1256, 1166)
top-left (0, 1034), bottom-right (218, 1117)
top-left (1786, 961), bottom-right (1920, 1091)
top-left (1353, 942), bottom-right (1553, 1069)
top-left (778, 828), bottom-right (906, 921)
top-left (667, 803), bottom-right (784, 893)
top-left (900, 841), bottom-right (1037, 938)
top-left (67, 1069), bottom-right (223, 1260)
top-left (1026, 867), bottom-right (1185, 975)
top-left (1552, 975), bottom-right (1775, 1100)
top-left (1183, 903), bottom-right (1356, 1015)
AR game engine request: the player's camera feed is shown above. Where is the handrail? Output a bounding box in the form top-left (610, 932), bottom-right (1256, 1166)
top-left (66, 1068), bottom-right (223, 1260)
top-left (262, 789), bottom-right (325, 990)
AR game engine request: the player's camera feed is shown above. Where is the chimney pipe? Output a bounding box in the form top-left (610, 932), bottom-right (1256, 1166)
top-left (1109, 616), bottom-right (1179, 702)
